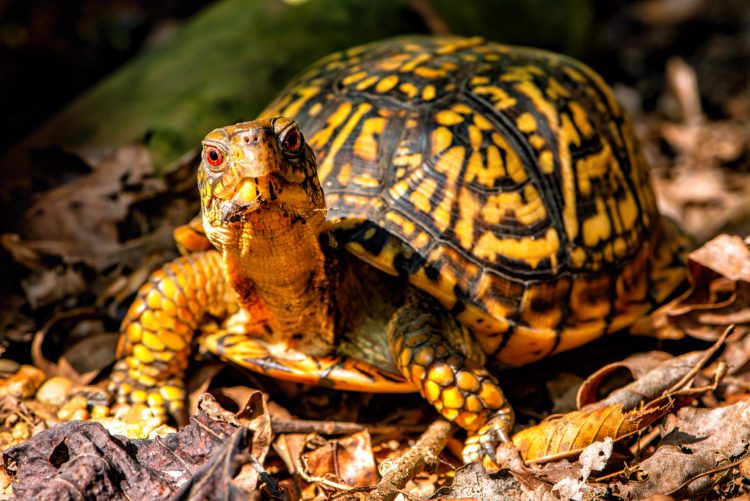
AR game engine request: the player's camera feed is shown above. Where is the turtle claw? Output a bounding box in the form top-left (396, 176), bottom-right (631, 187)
top-left (108, 359), bottom-right (187, 427)
top-left (462, 414), bottom-right (514, 471)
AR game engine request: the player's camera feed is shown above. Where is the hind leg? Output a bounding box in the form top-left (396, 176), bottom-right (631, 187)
top-left (387, 289), bottom-right (514, 469)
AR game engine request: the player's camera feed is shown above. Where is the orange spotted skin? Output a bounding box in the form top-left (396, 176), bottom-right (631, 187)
top-left (388, 289), bottom-right (513, 463)
top-left (173, 216), bottom-right (213, 255)
top-left (111, 251), bottom-right (234, 417)
top-left (110, 36), bottom-right (688, 466)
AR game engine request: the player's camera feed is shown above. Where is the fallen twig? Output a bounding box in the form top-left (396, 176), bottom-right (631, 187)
top-left (370, 419), bottom-right (453, 501)
top-left (270, 418), bottom-right (427, 436)
top-left (666, 324), bottom-right (732, 394)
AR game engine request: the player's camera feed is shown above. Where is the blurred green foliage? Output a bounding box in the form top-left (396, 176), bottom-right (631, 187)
top-left (6, 0), bottom-right (593, 173)
top-left (435, 0), bottom-right (592, 54)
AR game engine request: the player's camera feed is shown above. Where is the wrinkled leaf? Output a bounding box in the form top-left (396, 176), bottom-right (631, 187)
top-left (31, 310), bottom-right (116, 385)
top-left (3, 392), bottom-right (273, 499)
top-left (576, 351), bottom-right (672, 408)
top-left (171, 427), bottom-right (259, 500)
top-left (514, 344), bottom-right (723, 463)
top-left (430, 462), bottom-right (528, 499)
top-left (579, 349), bottom-right (709, 410)
top-left (512, 401), bottom-right (666, 463)
top-left (302, 430), bottom-right (377, 488)
top-left (614, 400), bottom-right (750, 499)
top-left (635, 234), bottom-right (750, 340)
top-left (17, 146), bottom-right (164, 270)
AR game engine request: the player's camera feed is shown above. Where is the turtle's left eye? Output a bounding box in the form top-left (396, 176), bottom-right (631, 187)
top-left (205, 146), bottom-right (224, 168)
top-left (282, 128), bottom-right (302, 153)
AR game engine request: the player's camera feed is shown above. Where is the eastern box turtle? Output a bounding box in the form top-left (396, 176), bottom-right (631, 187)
top-left (110, 35), bottom-right (687, 466)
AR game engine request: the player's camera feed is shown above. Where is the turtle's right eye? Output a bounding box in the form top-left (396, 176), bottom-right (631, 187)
top-left (204, 146), bottom-right (224, 170)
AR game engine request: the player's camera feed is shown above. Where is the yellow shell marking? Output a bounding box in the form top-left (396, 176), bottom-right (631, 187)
top-left (414, 66), bottom-right (447, 79)
top-left (559, 114), bottom-right (580, 241)
top-left (529, 134), bottom-right (546, 149)
top-left (471, 85), bottom-right (517, 109)
top-left (491, 133), bottom-right (526, 183)
top-left (377, 53), bottom-right (411, 72)
top-left (546, 78), bottom-right (572, 100)
top-left (435, 110), bottom-right (464, 126)
top-left (337, 162), bottom-right (352, 185)
top-left (474, 227), bottom-right (560, 269)
top-left (353, 116), bottom-right (388, 163)
top-left (308, 102), bottom-right (323, 117)
top-left (279, 86), bottom-right (320, 118)
top-left (407, 177), bottom-right (435, 213)
top-left (399, 53), bottom-right (431, 73)
top-left (516, 112), bottom-right (537, 133)
top-left (399, 82), bottom-right (418, 98)
top-left (473, 113), bottom-right (493, 130)
top-left (576, 146), bottom-right (611, 197)
top-left (454, 186), bottom-right (480, 249)
top-left (308, 102), bottom-right (352, 152)
top-left (471, 75), bottom-right (490, 86)
top-left (465, 150), bottom-right (497, 187)
top-left (342, 71), bottom-right (367, 86)
top-left (316, 103), bottom-right (372, 181)
top-left (582, 198), bottom-right (612, 247)
top-left (422, 84), bottom-right (437, 101)
top-left (569, 101), bottom-right (594, 138)
top-left (431, 127), bottom-right (453, 156)
top-left (431, 146), bottom-right (464, 233)
top-left (481, 184), bottom-right (546, 226)
top-left (375, 74), bottom-right (399, 93)
top-left (538, 150), bottom-right (554, 173)
top-left (352, 173), bottom-right (380, 188)
top-left (355, 75), bottom-right (379, 91)
top-left (468, 125), bottom-right (483, 150)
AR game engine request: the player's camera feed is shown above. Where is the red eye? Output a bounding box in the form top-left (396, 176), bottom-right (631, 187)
top-left (283, 129), bottom-right (301, 152)
top-left (205, 146), bottom-right (223, 167)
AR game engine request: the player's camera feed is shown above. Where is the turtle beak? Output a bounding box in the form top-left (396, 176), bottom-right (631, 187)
top-left (219, 175), bottom-right (279, 225)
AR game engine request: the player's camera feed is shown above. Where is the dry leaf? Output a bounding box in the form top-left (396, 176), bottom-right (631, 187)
top-left (576, 351), bottom-right (672, 408)
top-left (19, 145), bottom-right (164, 268)
top-left (302, 430), bottom-right (377, 488)
top-left (635, 234), bottom-right (750, 340)
top-left (614, 400), bottom-right (750, 499)
top-left (31, 310), bottom-right (116, 385)
top-left (513, 345), bottom-right (722, 463)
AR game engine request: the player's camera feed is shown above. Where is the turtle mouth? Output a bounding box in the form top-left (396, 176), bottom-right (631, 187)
top-left (218, 199), bottom-right (301, 237)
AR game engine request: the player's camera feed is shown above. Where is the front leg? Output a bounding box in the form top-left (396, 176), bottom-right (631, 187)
top-left (387, 289), bottom-right (514, 468)
top-left (111, 250), bottom-right (234, 421)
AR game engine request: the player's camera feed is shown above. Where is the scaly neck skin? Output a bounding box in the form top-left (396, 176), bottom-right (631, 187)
top-left (221, 217), bottom-right (337, 356)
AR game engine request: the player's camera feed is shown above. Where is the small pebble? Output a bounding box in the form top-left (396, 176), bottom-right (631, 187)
top-left (35, 376), bottom-right (75, 406)
top-left (11, 422), bottom-right (30, 441)
top-left (57, 395), bottom-right (90, 421)
top-left (0, 365), bottom-right (45, 399)
top-left (0, 360), bottom-right (20, 374)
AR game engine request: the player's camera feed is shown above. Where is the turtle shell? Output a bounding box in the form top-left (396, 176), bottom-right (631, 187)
top-left (260, 35), bottom-right (685, 366)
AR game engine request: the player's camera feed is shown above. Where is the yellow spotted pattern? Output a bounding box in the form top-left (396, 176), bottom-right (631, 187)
top-left (111, 251), bottom-right (237, 413)
top-left (259, 35), bottom-right (687, 366)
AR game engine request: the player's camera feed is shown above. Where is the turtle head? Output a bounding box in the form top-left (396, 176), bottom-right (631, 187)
top-left (198, 117), bottom-right (326, 250)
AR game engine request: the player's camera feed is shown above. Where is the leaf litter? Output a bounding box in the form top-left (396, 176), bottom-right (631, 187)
top-left (3, 4), bottom-right (750, 501)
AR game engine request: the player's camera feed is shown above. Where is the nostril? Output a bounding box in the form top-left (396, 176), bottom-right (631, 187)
top-left (243, 135), bottom-right (250, 143)
top-left (253, 134), bottom-right (259, 143)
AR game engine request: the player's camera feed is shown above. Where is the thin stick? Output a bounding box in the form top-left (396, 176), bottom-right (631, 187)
top-left (370, 419), bottom-right (453, 501)
top-left (667, 324), bottom-right (733, 394)
top-left (629, 426), bottom-right (661, 458)
top-left (270, 418), bottom-right (427, 436)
